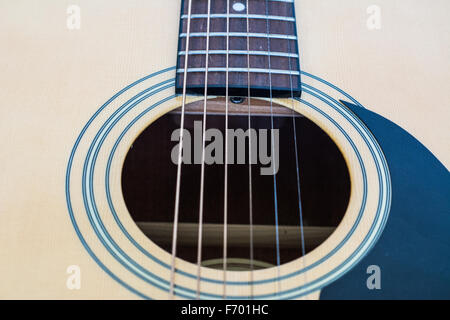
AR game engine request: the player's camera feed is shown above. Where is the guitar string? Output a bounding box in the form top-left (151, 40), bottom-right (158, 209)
top-left (170, 0), bottom-right (302, 300)
top-left (196, 0), bottom-right (212, 300)
top-left (222, 0), bottom-right (230, 299)
top-left (245, 0), bottom-right (255, 300)
top-left (286, 1), bottom-right (308, 297)
top-left (264, 0), bottom-right (282, 295)
top-left (169, 0), bottom-right (193, 299)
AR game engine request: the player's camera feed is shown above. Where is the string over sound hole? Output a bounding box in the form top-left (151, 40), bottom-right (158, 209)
top-left (122, 98), bottom-right (350, 271)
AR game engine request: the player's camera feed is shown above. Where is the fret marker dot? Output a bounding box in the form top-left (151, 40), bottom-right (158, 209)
top-left (232, 3), bottom-right (245, 12)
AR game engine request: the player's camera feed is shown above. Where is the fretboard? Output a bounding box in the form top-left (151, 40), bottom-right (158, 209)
top-left (175, 0), bottom-right (302, 98)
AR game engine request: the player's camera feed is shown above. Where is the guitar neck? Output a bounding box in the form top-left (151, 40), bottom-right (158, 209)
top-left (175, 0), bottom-right (302, 98)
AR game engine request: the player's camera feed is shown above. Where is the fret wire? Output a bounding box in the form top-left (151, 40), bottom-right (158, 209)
top-left (178, 50), bottom-right (299, 58)
top-left (180, 32), bottom-right (297, 40)
top-left (170, 0), bottom-right (194, 299)
top-left (181, 14), bottom-right (295, 22)
top-left (177, 68), bottom-right (300, 76)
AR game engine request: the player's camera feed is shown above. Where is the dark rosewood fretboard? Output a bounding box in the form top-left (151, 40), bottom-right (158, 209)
top-left (175, 0), bottom-right (302, 98)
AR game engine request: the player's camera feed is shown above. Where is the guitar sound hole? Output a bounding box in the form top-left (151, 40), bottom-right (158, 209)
top-left (121, 98), bottom-right (350, 271)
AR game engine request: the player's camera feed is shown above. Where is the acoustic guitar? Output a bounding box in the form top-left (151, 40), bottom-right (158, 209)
top-left (0, 0), bottom-right (449, 300)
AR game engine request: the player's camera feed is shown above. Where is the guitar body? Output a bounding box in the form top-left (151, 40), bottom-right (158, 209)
top-left (321, 102), bottom-right (450, 299)
top-left (0, 0), bottom-right (449, 299)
